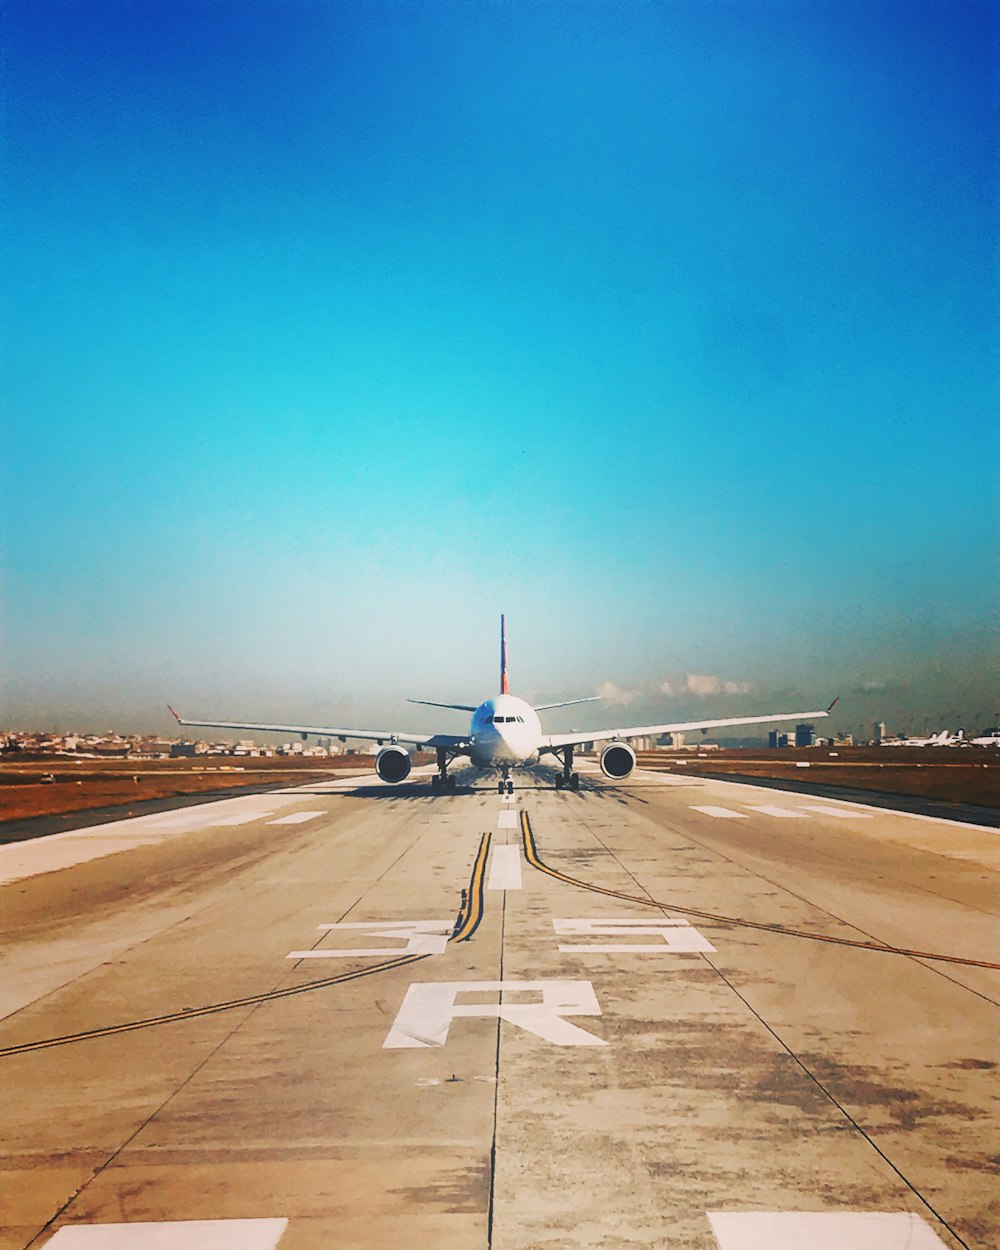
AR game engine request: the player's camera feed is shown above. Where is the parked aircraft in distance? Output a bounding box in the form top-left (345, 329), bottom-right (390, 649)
top-left (881, 729), bottom-right (968, 747)
top-left (169, 616), bottom-right (838, 794)
top-left (970, 727), bottom-right (1000, 748)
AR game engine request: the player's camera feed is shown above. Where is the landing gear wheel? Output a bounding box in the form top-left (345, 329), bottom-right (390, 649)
top-left (554, 775), bottom-right (564, 791)
top-left (506, 780), bottom-right (514, 795)
top-left (570, 773), bottom-right (580, 791)
top-left (431, 775), bottom-right (441, 794)
top-left (498, 780), bottom-right (506, 795)
top-left (448, 775), bottom-right (457, 793)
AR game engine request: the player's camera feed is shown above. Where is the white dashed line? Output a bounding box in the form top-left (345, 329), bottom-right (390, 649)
top-left (690, 805), bottom-right (748, 819)
top-left (268, 812), bottom-right (321, 824)
top-left (745, 805), bottom-right (807, 819)
top-left (798, 805), bottom-right (872, 819)
top-left (487, 845), bottom-right (523, 890)
top-left (497, 809), bottom-right (518, 828)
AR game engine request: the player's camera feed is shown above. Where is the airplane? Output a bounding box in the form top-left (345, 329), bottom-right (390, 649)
top-left (169, 616), bottom-right (838, 795)
top-left (881, 729), bottom-right (966, 747)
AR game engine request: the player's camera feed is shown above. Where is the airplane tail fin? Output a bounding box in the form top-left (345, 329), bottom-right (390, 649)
top-left (500, 614), bottom-right (509, 694)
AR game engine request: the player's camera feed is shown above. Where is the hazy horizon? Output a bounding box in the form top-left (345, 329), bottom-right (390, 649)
top-left (2, 2), bottom-right (997, 741)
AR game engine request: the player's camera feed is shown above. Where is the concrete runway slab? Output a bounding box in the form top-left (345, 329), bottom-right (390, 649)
top-left (1, 767), bottom-right (996, 1249)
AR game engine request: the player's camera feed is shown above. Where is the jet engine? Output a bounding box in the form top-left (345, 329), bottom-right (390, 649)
top-left (376, 745), bottom-right (412, 783)
top-left (600, 741), bottom-right (636, 780)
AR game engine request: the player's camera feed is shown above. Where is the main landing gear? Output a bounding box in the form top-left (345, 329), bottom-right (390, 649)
top-left (431, 747), bottom-right (458, 795)
top-left (554, 745), bottom-right (581, 791)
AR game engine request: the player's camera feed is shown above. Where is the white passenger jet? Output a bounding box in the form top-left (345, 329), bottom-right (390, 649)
top-left (169, 616), bottom-right (837, 794)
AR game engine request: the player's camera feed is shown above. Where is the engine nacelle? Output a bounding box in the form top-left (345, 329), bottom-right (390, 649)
top-left (600, 741), bottom-right (636, 780)
top-left (376, 745), bottom-right (412, 783)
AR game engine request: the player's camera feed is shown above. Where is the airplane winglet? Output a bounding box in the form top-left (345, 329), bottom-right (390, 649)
top-left (167, 705), bottom-right (182, 722)
top-left (826, 696), bottom-right (840, 713)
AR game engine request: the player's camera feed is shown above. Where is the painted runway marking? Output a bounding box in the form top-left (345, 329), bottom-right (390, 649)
top-left (288, 920), bottom-right (452, 959)
top-left (690, 805), bottom-right (748, 819)
top-left (497, 809), bottom-right (518, 828)
top-left (554, 917), bottom-right (716, 953)
top-left (746, 805), bottom-right (807, 819)
top-left (213, 811), bottom-right (285, 826)
top-left (42, 1220), bottom-right (289, 1249)
top-left (798, 805), bottom-right (873, 819)
top-left (268, 811), bottom-right (321, 824)
top-left (707, 1211), bottom-right (948, 1250)
top-left (384, 980), bottom-right (607, 1048)
top-left (487, 845), bottom-right (523, 890)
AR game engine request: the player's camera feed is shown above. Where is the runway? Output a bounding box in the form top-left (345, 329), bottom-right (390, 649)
top-left (1, 765), bottom-right (997, 1250)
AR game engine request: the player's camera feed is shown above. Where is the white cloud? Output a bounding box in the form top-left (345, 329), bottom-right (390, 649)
top-left (596, 681), bottom-right (638, 706)
top-left (658, 680), bottom-right (677, 697)
top-left (686, 674), bottom-right (755, 697)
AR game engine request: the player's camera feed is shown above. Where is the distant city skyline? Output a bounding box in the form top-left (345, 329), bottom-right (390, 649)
top-left (2, 2), bottom-right (996, 737)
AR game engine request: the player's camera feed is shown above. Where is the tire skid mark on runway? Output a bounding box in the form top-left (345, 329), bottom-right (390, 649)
top-left (519, 811), bottom-right (999, 971)
top-left (1, 828), bottom-right (497, 1057)
top-left (0, 950), bottom-right (435, 1057)
top-left (521, 803), bottom-right (978, 1250)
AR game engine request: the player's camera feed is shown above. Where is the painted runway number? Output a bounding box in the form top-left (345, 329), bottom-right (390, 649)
top-left (288, 920), bottom-right (452, 959)
top-left (383, 980), bottom-right (607, 1048)
top-left (555, 917), bottom-right (716, 953)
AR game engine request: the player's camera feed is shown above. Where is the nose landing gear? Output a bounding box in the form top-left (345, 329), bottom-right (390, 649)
top-left (497, 767), bottom-right (514, 795)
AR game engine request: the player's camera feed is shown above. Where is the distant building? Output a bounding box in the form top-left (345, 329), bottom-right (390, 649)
top-left (795, 723), bottom-right (814, 748)
top-left (874, 721), bottom-right (887, 745)
top-left (171, 740), bottom-right (209, 757)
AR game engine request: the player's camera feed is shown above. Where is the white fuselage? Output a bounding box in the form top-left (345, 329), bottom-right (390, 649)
top-left (468, 694), bottom-right (542, 770)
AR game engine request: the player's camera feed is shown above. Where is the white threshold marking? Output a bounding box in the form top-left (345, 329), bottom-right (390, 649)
top-left (798, 805), bottom-right (872, 819)
top-left (497, 809), bottom-right (518, 828)
top-left (684, 773), bottom-right (998, 834)
top-left (42, 1219), bottom-right (289, 1249)
top-left (487, 845), bottom-right (523, 890)
top-left (268, 812), bottom-right (321, 824)
top-left (690, 805), bottom-right (747, 819)
top-left (746, 805), bottom-right (806, 820)
top-left (707, 1211), bottom-right (948, 1250)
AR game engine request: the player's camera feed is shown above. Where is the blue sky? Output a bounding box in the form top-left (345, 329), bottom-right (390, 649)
top-left (2, 0), bottom-right (997, 736)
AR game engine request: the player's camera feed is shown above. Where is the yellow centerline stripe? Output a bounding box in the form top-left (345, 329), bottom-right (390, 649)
top-left (450, 830), bottom-right (492, 943)
top-left (519, 811), bottom-right (997, 970)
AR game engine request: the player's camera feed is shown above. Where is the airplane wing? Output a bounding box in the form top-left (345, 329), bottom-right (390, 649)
top-left (167, 708), bottom-right (468, 750)
top-left (539, 701), bottom-right (838, 750)
top-left (533, 696), bottom-right (602, 711)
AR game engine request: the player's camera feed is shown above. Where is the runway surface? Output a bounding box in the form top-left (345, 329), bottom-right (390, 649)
top-left (1, 764), bottom-right (997, 1250)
